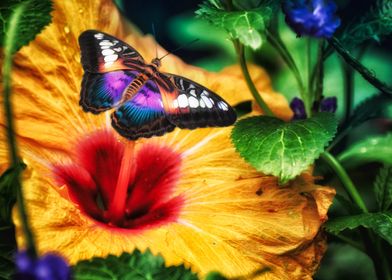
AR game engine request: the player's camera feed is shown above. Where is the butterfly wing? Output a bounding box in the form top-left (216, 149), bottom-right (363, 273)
top-left (80, 70), bottom-right (138, 114)
top-left (79, 30), bottom-right (145, 73)
top-left (111, 80), bottom-right (175, 140)
top-left (158, 74), bottom-right (237, 129)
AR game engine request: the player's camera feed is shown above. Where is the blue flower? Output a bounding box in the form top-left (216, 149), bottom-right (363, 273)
top-left (320, 96), bottom-right (337, 113)
top-left (290, 97), bottom-right (307, 120)
top-left (14, 251), bottom-right (70, 280)
top-left (283, 0), bottom-right (341, 38)
top-left (290, 96), bottom-right (337, 120)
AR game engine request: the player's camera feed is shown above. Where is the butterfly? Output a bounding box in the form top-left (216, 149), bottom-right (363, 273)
top-left (78, 30), bottom-right (237, 140)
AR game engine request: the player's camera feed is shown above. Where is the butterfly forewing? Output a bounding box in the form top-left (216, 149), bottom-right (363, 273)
top-left (111, 80), bottom-right (175, 140)
top-left (160, 74), bottom-right (237, 129)
top-left (79, 30), bottom-right (145, 73)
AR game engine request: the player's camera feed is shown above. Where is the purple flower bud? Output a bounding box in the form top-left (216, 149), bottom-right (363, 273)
top-left (290, 97), bottom-right (307, 120)
top-left (320, 96), bottom-right (337, 113)
top-left (14, 251), bottom-right (70, 280)
top-left (282, 0), bottom-right (341, 38)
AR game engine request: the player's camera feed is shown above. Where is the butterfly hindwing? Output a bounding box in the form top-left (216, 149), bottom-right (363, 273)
top-left (80, 70), bottom-right (138, 114)
top-left (111, 80), bottom-right (175, 140)
top-left (160, 74), bottom-right (237, 129)
top-left (79, 30), bottom-right (145, 73)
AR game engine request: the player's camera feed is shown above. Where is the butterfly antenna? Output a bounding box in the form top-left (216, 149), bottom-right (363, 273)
top-left (152, 23), bottom-right (158, 58)
top-left (158, 38), bottom-right (199, 61)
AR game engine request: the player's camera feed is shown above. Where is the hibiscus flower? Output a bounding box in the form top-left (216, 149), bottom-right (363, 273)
top-left (0, 0), bottom-right (334, 279)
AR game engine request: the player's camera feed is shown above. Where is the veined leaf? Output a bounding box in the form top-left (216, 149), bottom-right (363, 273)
top-left (0, 0), bottom-right (53, 54)
top-left (341, 0), bottom-right (392, 48)
top-left (325, 212), bottom-right (392, 245)
top-left (374, 165), bottom-right (392, 212)
top-left (72, 249), bottom-right (199, 280)
top-left (196, 1), bottom-right (276, 49)
top-left (342, 92), bottom-right (392, 131)
top-left (337, 134), bottom-right (392, 168)
top-left (231, 113), bottom-right (338, 184)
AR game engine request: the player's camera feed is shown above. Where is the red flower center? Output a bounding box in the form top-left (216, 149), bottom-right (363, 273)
top-left (52, 130), bottom-right (183, 230)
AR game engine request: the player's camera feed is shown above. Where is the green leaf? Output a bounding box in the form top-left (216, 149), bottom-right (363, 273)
top-left (341, 0), bottom-right (392, 48)
top-left (205, 272), bottom-right (227, 280)
top-left (0, 225), bottom-right (16, 280)
top-left (231, 113), bottom-right (338, 184)
top-left (337, 134), bottom-right (392, 168)
top-left (72, 249), bottom-right (199, 280)
top-left (325, 212), bottom-right (392, 245)
top-left (196, 1), bottom-right (276, 49)
top-left (343, 92), bottom-right (392, 130)
top-left (374, 165), bottom-right (392, 212)
top-left (0, 0), bottom-right (53, 54)
top-left (0, 164), bottom-right (25, 224)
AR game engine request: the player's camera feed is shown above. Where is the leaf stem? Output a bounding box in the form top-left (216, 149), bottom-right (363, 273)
top-left (234, 41), bottom-right (274, 116)
top-left (265, 30), bottom-right (309, 115)
top-left (3, 2), bottom-right (37, 257)
top-left (320, 152), bottom-right (368, 213)
top-left (329, 37), bottom-right (392, 95)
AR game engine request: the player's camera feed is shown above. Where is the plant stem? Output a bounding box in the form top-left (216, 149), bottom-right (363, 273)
top-left (234, 41), bottom-right (274, 116)
top-left (329, 37), bottom-right (392, 95)
top-left (3, 2), bottom-right (37, 257)
top-left (313, 41), bottom-right (324, 112)
top-left (320, 152), bottom-right (368, 213)
top-left (306, 38), bottom-right (312, 116)
top-left (265, 30), bottom-right (309, 115)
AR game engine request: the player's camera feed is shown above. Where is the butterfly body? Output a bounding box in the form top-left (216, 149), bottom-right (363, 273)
top-left (79, 30), bottom-right (236, 140)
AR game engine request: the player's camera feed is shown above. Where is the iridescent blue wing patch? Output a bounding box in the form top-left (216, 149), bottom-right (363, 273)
top-left (80, 70), bottom-right (138, 114)
top-left (111, 80), bottom-right (175, 140)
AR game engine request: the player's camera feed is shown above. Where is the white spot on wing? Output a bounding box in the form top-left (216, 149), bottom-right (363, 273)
top-left (100, 46), bottom-right (110, 49)
top-left (188, 96), bottom-right (199, 108)
top-left (104, 54), bottom-right (118, 62)
top-left (202, 90), bottom-right (209, 96)
top-left (99, 41), bottom-right (114, 46)
top-left (178, 94), bottom-right (188, 108)
top-left (102, 49), bottom-right (115, 55)
top-left (218, 101), bottom-right (229, 111)
top-left (201, 95), bottom-right (213, 108)
top-left (199, 99), bottom-right (206, 108)
top-left (173, 100), bottom-right (179, 108)
top-left (94, 33), bottom-right (104, 39)
top-left (188, 88), bottom-right (197, 97)
top-left (113, 47), bottom-right (122, 52)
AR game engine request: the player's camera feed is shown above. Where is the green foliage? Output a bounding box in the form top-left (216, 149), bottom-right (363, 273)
top-left (196, 0), bottom-right (278, 49)
top-left (0, 166), bottom-right (19, 224)
top-left (0, 226), bottom-right (16, 280)
top-left (375, 165), bottom-right (392, 212)
top-left (205, 272), bottom-right (227, 280)
top-left (0, 165), bottom-right (23, 280)
top-left (325, 212), bottom-right (392, 246)
top-left (341, 0), bottom-right (392, 48)
top-left (231, 113), bottom-right (338, 184)
top-left (343, 92), bottom-right (392, 131)
top-left (0, 0), bottom-right (53, 54)
top-left (337, 134), bottom-right (392, 168)
top-left (72, 249), bottom-right (199, 280)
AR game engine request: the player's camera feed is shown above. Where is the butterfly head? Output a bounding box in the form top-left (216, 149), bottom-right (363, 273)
top-left (151, 58), bottom-right (162, 68)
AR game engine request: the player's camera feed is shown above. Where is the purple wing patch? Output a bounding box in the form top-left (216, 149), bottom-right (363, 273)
top-left (111, 80), bottom-right (175, 140)
top-left (80, 70), bottom-right (138, 114)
